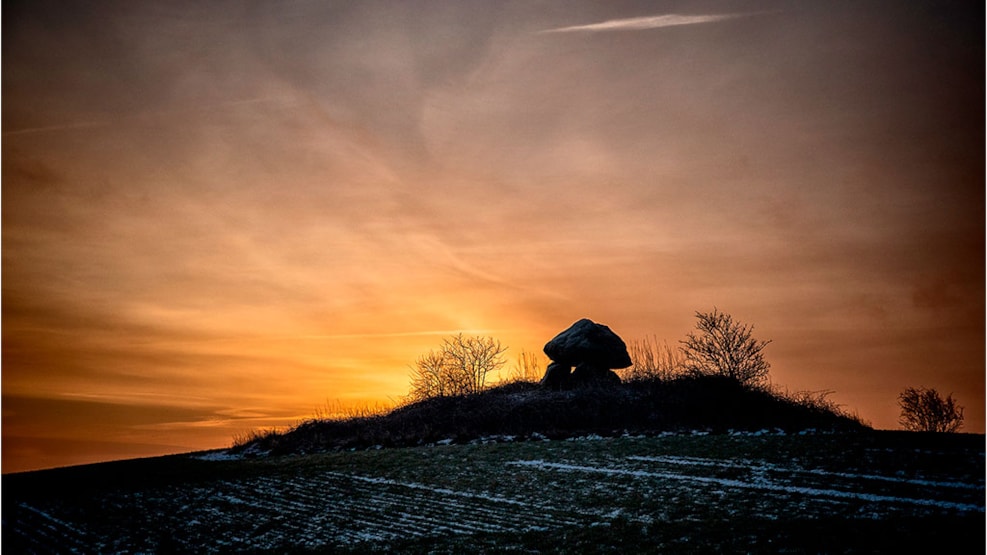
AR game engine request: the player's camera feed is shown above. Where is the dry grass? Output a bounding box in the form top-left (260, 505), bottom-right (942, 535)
top-left (619, 335), bottom-right (684, 382)
top-left (311, 400), bottom-right (395, 421)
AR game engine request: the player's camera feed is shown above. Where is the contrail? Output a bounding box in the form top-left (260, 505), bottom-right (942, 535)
top-left (541, 13), bottom-right (747, 34)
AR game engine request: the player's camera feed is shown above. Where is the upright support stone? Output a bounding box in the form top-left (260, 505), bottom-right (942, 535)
top-left (540, 362), bottom-right (572, 390)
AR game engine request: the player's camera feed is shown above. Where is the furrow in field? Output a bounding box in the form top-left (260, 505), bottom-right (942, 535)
top-left (266, 474), bottom-right (435, 539)
top-left (620, 455), bottom-right (985, 509)
top-left (5, 503), bottom-right (91, 553)
top-left (4, 512), bottom-right (77, 553)
top-left (248, 476), bottom-right (343, 517)
top-left (507, 459), bottom-right (985, 513)
top-left (389, 483), bottom-right (547, 531)
top-left (261, 473), bottom-right (476, 542)
top-left (323, 471), bottom-right (590, 521)
top-left (626, 455), bottom-right (984, 490)
top-left (296, 471), bottom-right (585, 537)
top-left (210, 480), bottom-right (353, 521)
top-left (316, 471), bottom-right (588, 529)
top-left (313, 472), bottom-right (508, 532)
top-left (343, 490), bottom-right (498, 536)
top-left (122, 486), bottom-right (303, 552)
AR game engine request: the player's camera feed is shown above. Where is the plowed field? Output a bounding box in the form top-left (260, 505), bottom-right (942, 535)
top-left (3, 432), bottom-right (983, 553)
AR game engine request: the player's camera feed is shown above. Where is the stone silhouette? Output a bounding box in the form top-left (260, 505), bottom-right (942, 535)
top-left (540, 318), bottom-right (631, 389)
top-left (540, 361), bottom-right (573, 389)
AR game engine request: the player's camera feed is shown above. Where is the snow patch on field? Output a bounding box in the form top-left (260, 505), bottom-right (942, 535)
top-left (194, 450), bottom-right (244, 461)
top-left (508, 458), bottom-right (985, 513)
top-left (627, 455), bottom-right (983, 490)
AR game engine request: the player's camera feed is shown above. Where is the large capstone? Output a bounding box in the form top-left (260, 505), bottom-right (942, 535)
top-left (543, 318), bottom-right (632, 369)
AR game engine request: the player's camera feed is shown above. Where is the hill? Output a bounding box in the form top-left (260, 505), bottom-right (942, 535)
top-left (233, 375), bottom-right (867, 456)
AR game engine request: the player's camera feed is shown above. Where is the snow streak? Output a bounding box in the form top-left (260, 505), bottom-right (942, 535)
top-left (508, 459), bottom-right (984, 513)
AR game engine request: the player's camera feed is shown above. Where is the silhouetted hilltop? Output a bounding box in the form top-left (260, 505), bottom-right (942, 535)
top-left (233, 376), bottom-right (868, 456)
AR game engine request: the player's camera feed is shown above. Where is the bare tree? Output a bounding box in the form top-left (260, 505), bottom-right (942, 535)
top-left (679, 309), bottom-right (771, 387)
top-left (442, 334), bottom-right (508, 394)
top-left (622, 335), bottom-right (683, 381)
top-left (898, 387), bottom-right (964, 432)
top-left (408, 334), bottom-right (508, 401)
top-left (509, 348), bottom-right (546, 383)
top-left (409, 350), bottom-right (450, 400)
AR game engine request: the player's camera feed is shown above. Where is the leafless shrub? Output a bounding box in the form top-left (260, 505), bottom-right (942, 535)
top-left (409, 349), bottom-right (451, 400)
top-left (680, 308), bottom-right (771, 387)
top-left (898, 387), bottom-right (964, 432)
top-left (407, 334), bottom-right (508, 401)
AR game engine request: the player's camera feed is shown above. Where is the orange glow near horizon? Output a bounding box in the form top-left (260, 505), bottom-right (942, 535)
top-left (3, 1), bottom-right (984, 473)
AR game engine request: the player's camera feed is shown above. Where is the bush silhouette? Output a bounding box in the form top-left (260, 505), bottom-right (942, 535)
top-left (680, 309), bottom-right (771, 387)
top-left (408, 334), bottom-right (508, 401)
top-left (898, 387), bottom-right (964, 432)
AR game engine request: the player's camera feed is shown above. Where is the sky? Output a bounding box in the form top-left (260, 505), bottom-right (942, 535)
top-left (2, 0), bottom-right (983, 473)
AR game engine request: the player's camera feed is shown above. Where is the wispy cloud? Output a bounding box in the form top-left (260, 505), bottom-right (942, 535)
top-left (2, 97), bottom-right (287, 136)
top-left (300, 329), bottom-right (514, 340)
top-left (2, 120), bottom-right (110, 136)
top-left (541, 13), bottom-right (746, 34)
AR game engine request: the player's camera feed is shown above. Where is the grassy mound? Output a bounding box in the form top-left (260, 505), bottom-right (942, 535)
top-left (233, 376), bottom-right (867, 456)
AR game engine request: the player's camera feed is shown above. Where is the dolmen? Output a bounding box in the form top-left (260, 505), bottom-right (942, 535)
top-left (540, 318), bottom-right (632, 389)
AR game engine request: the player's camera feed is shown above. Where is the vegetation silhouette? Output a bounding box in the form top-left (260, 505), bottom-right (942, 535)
top-left (407, 334), bottom-right (508, 401)
top-left (232, 375), bottom-right (867, 457)
top-left (508, 348), bottom-right (547, 383)
top-left (622, 335), bottom-right (683, 382)
top-left (680, 308), bottom-right (771, 387)
top-left (898, 387), bottom-right (965, 432)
